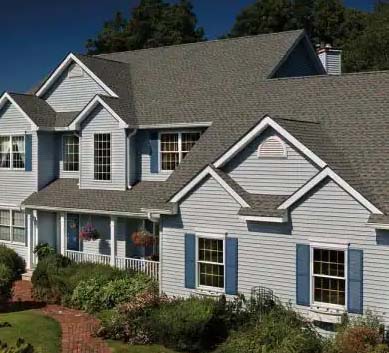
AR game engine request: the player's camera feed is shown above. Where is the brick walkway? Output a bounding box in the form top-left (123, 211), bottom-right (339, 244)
top-left (10, 281), bottom-right (111, 353)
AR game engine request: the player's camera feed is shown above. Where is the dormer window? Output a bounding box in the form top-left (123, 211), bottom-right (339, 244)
top-left (68, 64), bottom-right (84, 79)
top-left (258, 136), bottom-right (287, 159)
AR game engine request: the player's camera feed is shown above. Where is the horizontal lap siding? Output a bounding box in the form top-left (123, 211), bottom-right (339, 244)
top-left (38, 133), bottom-right (59, 189)
top-left (225, 130), bottom-right (318, 195)
top-left (80, 106), bottom-right (126, 190)
top-left (45, 63), bottom-right (107, 112)
top-left (161, 176), bottom-right (389, 325)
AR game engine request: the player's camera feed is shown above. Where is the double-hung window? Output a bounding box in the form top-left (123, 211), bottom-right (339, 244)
top-left (197, 237), bottom-right (224, 289)
top-left (94, 133), bottom-right (111, 181)
top-left (0, 210), bottom-right (25, 243)
top-left (63, 135), bottom-right (79, 172)
top-left (0, 135), bottom-right (25, 170)
top-left (160, 132), bottom-right (201, 171)
top-left (313, 248), bottom-right (345, 306)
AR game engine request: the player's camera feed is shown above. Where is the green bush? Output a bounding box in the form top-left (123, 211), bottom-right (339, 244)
top-left (0, 245), bottom-right (25, 281)
top-left (148, 296), bottom-right (229, 352)
top-left (0, 338), bottom-right (34, 353)
top-left (0, 264), bottom-right (13, 302)
top-left (33, 243), bottom-right (55, 260)
top-left (71, 273), bottom-right (153, 312)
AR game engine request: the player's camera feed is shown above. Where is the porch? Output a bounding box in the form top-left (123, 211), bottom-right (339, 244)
top-left (27, 210), bottom-right (160, 281)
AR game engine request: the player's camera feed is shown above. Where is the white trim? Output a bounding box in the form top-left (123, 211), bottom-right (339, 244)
top-left (36, 53), bottom-right (118, 98)
top-left (0, 93), bottom-right (38, 130)
top-left (169, 166), bottom-right (250, 207)
top-left (214, 116), bottom-right (326, 169)
top-left (110, 216), bottom-right (116, 266)
top-left (138, 122), bottom-right (212, 129)
top-left (60, 212), bottom-right (66, 255)
top-left (27, 213), bottom-right (32, 269)
top-left (69, 95), bottom-right (128, 130)
top-left (238, 215), bottom-right (288, 223)
top-left (278, 167), bottom-right (383, 214)
top-left (309, 240), bottom-right (350, 249)
top-left (62, 134), bottom-right (80, 173)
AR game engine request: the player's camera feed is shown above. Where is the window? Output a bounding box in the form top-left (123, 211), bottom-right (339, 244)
top-left (197, 237), bottom-right (224, 289)
top-left (0, 210), bottom-right (25, 243)
top-left (160, 132), bottom-right (201, 171)
top-left (258, 136), bottom-right (287, 159)
top-left (313, 248), bottom-right (345, 306)
top-left (94, 133), bottom-right (111, 181)
top-left (63, 135), bottom-right (79, 172)
top-left (0, 135), bottom-right (25, 169)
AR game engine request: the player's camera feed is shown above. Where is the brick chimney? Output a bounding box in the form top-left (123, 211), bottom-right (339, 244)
top-left (317, 44), bottom-right (342, 75)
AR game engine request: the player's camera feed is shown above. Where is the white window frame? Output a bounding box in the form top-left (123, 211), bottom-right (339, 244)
top-left (195, 233), bottom-right (225, 293)
top-left (0, 208), bottom-right (26, 245)
top-left (257, 135), bottom-right (287, 159)
top-left (0, 134), bottom-right (25, 171)
top-left (310, 244), bottom-right (348, 311)
top-left (93, 132), bottom-right (112, 182)
top-left (158, 131), bottom-right (201, 172)
top-left (62, 134), bottom-right (79, 173)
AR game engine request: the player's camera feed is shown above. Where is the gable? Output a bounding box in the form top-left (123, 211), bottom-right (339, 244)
top-left (224, 128), bottom-right (319, 195)
top-left (43, 62), bottom-right (108, 112)
top-left (81, 105), bottom-right (123, 132)
top-left (0, 101), bottom-right (34, 133)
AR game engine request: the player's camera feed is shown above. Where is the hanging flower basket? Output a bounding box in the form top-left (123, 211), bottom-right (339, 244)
top-left (131, 229), bottom-right (155, 247)
top-left (80, 223), bottom-right (100, 241)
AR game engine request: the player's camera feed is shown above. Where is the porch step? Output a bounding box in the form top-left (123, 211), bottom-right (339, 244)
top-left (21, 270), bottom-right (34, 282)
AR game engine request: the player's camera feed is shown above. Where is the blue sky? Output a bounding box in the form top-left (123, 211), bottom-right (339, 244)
top-left (0, 0), bottom-right (374, 93)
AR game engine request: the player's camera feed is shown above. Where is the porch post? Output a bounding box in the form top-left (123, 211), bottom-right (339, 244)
top-left (110, 216), bottom-right (116, 267)
top-left (26, 213), bottom-right (32, 270)
top-left (32, 210), bottom-right (39, 265)
top-left (60, 212), bottom-right (66, 256)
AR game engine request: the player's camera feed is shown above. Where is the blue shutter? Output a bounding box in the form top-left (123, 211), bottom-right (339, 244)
top-left (296, 244), bottom-right (310, 306)
top-left (149, 132), bottom-right (159, 174)
top-left (25, 134), bottom-right (32, 172)
top-left (348, 249), bottom-right (363, 314)
top-left (225, 237), bottom-right (238, 295)
top-left (185, 233), bottom-right (196, 289)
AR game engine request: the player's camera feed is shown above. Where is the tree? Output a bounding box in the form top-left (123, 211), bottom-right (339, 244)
top-left (86, 0), bottom-right (204, 55)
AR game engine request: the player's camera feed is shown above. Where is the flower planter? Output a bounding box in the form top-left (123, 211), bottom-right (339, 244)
top-left (80, 223), bottom-right (100, 241)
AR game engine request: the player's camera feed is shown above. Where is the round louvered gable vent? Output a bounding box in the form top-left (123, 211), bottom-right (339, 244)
top-left (258, 136), bottom-right (287, 158)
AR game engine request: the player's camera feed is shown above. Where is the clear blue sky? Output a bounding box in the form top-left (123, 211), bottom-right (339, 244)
top-left (0, 0), bottom-right (374, 93)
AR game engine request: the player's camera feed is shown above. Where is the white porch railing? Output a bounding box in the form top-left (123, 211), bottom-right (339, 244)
top-left (65, 250), bottom-right (160, 281)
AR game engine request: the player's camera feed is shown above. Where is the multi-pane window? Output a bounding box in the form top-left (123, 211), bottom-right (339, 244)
top-left (94, 134), bottom-right (111, 181)
top-left (0, 136), bottom-right (25, 169)
top-left (160, 132), bottom-right (201, 171)
top-left (198, 238), bottom-right (224, 289)
top-left (313, 248), bottom-right (345, 306)
top-left (0, 210), bottom-right (25, 243)
top-left (63, 135), bottom-right (79, 172)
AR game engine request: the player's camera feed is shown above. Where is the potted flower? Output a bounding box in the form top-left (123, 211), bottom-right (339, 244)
top-left (131, 229), bottom-right (155, 247)
top-left (79, 223), bottom-right (100, 241)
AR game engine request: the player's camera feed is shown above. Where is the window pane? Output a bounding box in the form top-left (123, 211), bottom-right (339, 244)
top-left (160, 134), bottom-right (178, 152)
top-left (0, 136), bottom-right (10, 168)
top-left (0, 210), bottom-right (10, 226)
top-left (160, 134), bottom-right (179, 171)
top-left (63, 135), bottom-right (79, 172)
top-left (161, 152), bottom-right (179, 171)
top-left (313, 249), bottom-right (344, 277)
top-left (94, 134), bottom-right (111, 180)
top-left (12, 227), bottom-right (25, 243)
top-left (199, 263), bottom-right (224, 288)
top-left (12, 211), bottom-right (25, 228)
top-left (12, 136), bottom-right (25, 169)
top-left (198, 238), bottom-right (223, 264)
top-left (182, 133), bottom-right (201, 153)
top-left (0, 225), bottom-right (10, 241)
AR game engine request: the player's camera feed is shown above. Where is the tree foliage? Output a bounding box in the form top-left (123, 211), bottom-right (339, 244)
top-left (86, 0), bottom-right (204, 54)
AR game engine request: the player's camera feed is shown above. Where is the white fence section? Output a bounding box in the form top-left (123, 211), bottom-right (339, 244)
top-left (65, 250), bottom-right (160, 281)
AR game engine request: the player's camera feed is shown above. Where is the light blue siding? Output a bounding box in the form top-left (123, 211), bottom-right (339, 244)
top-left (44, 63), bottom-right (107, 112)
top-left (225, 130), bottom-right (318, 195)
top-left (38, 132), bottom-right (59, 189)
top-left (161, 176), bottom-right (389, 325)
top-left (80, 106), bottom-right (127, 190)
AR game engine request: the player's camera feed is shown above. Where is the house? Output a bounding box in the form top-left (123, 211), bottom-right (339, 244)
top-left (1, 29), bottom-right (389, 327)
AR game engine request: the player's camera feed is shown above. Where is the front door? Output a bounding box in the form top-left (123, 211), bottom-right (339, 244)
top-left (67, 214), bottom-right (80, 251)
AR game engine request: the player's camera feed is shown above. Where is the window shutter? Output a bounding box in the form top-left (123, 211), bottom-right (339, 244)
top-left (225, 237), bottom-right (238, 295)
top-left (296, 244), bottom-right (310, 306)
top-left (185, 233), bottom-right (196, 289)
top-left (348, 249), bottom-right (363, 314)
top-left (150, 132), bottom-right (159, 174)
top-left (25, 134), bottom-right (32, 172)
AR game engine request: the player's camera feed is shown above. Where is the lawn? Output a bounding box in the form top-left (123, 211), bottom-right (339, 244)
top-left (0, 310), bottom-right (61, 353)
top-left (108, 340), bottom-right (181, 353)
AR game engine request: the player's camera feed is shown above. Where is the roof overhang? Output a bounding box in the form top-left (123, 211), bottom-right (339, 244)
top-left (169, 165), bottom-right (250, 207)
top-left (69, 95), bottom-right (128, 130)
top-left (0, 93), bottom-right (38, 130)
top-left (35, 53), bottom-right (119, 98)
top-left (278, 167), bottom-right (383, 214)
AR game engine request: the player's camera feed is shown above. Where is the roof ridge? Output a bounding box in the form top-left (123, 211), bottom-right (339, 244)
top-left (76, 53), bottom-right (131, 66)
top-left (96, 29), bottom-right (305, 58)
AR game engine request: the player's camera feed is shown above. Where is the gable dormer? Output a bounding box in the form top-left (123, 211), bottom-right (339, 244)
top-left (36, 54), bottom-right (118, 113)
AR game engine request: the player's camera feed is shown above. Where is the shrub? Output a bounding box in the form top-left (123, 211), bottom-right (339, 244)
top-left (148, 296), bottom-right (229, 352)
top-left (0, 338), bottom-right (34, 353)
top-left (0, 245), bottom-right (25, 281)
top-left (33, 243), bottom-right (55, 260)
top-left (0, 264), bottom-right (13, 302)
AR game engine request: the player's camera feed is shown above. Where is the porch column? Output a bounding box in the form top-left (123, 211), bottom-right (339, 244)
top-left (110, 216), bottom-right (117, 267)
top-left (32, 210), bottom-right (39, 265)
top-left (60, 212), bottom-right (66, 256)
top-left (26, 213), bottom-right (32, 270)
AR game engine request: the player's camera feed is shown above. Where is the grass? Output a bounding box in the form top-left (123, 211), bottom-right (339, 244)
top-left (108, 340), bottom-right (181, 353)
top-left (0, 310), bottom-right (61, 353)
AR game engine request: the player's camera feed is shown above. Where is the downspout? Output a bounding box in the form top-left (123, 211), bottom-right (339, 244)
top-left (127, 129), bottom-right (138, 189)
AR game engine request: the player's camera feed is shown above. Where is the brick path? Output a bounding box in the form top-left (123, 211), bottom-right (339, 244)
top-left (10, 281), bottom-right (111, 353)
